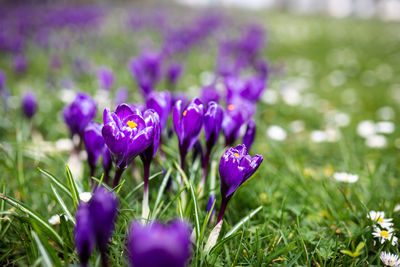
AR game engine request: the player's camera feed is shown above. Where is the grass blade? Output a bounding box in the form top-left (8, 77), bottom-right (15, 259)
top-left (37, 167), bottom-right (71, 199)
top-left (224, 206), bottom-right (262, 238)
top-left (31, 231), bottom-right (53, 267)
top-left (0, 193), bottom-right (63, 246)
top-left (152, 168), bottom-right (172, 219)
top-left (50, 185), bottom-right (75, 224)
top-left (189, 182), bottom-right (200, 240)
top-left (65, 165), bottom-right (81, 209)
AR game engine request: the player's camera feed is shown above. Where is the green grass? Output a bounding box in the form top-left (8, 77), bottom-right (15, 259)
top-left (1, 7), bottom-right (400, 266)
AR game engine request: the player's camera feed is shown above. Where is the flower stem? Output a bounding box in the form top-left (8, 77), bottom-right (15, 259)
top-left (112, 166), bottom-right (125, 188)
top-left (202, 149), bottom-right (211, 186)
top-left (142, 163), bottom-right (150, 222)
top-left (179, 146), bottom-right (187, 170)
top-left (217, 197), bottom-right (230, 224)
top-left (100, 250), bottom-right (109, 267)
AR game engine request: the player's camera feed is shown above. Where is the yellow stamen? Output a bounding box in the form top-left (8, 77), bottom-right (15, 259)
top-left (234, 153), bottom-right (240, 157)
top-left (227, 104), bottom-right (235, 111)
top-left (378, 217), bottom-right (384, 223)
top-left (127, 120), bottom-right (137, 129)
top-left (183, 110), bottom-right (187, 116)
top-left (380, 230), bottom-right (389, 238)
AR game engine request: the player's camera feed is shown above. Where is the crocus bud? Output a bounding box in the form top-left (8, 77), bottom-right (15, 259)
top-left (89, 187), bottom-right (118, 252)
top-left (242, 119), bottom-right (256, 151)
top-left (204, 101), bottom-right (224, 151)
top-left (97, 67), bottom-right (114, 91)
top-left (127, 220), bottom-right (192, 267)
top-left (13, 54), bottom-right (27, 74)
top-left (146, 91), bottom-right (172, 131)
top-left (74, 202), bottom-right (95, 267)
top-left (206, 193), bottom-right (216, 219)
top-left (139, 109), bottom-right (161, 167)
top-left (102, 104), bottom-right (155, 186)
top-left (201, 85), bottom-right (220, 106)
top-left (166, 62), bottom-right (183, 86)
top-left (129, 50), bottom-right (162, 95)
top-left (173, 98), bottom-right (204, 169)
top-left (21, 92), bottom-right (37, 119)
top-left (83, 122), bottom-right (105, 176)
top-left (217, 144), bottom-right (262, 222)
top-left (63, 93), bottom-right (97, 137)
top-left (102, 147), bottom-right (112, 175)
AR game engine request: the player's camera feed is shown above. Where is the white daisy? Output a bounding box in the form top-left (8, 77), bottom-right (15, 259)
top-left (366, 134), bottom-right (387, 148)
top-left (376, 121), bottom-right (395, 134)
top-left (357, 120), bottom-right (376, 137)
top-left (267, 126), bottom-right (287, 141)
top-left (372, 227), bottom-right (398, 245)
top-left (48, 214), bottom-right (61, 225)
top-left (368, 211), bottom-right (394, 229)
top-left (79, 192), bottom-right (93, 203)
top-left (380, 251), bottom-right (400, 267)
top-left (333, 172), bottom-right (358, 183)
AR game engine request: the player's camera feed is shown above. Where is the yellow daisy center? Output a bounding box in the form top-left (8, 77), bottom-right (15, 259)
top-left (127, 120), bottom-right (137, 129)
top-left (183, 110), bottom-right (187, 116)
top-left (227, 104), bottom-right (235, 111)
top-left (380, 230), bottom-right (389, 238)
top-left (234, 153), bottom-right (240, 157)
top-left (378, 217), bottom-right (384, 223)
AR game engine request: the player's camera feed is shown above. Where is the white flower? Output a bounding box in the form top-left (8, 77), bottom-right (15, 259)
top-left (366, 134), bottom-right (387, 148)
top-left (281, 88), bottom-right (301, 106)
top-left (380, 251), bottom-right (400, 267)
top-left (333, 112), bottom-right (351, 127)
top-left (267, 126), bottom-right (287, 141)
top-left (377, 106), bottom-right (395, 121)
top-left (310, 130), bottom-right (327, 143)
top-left (55, 138), bottom-right (74, 151)
top-left (333, 172), bottom-right (358, 183)
top-left (79, 192), bottom-right (92, 203)
top-left (262, 90), bottom-right (278, 104)
top-left (325, 127), bottom-right (341, 142)
top-left (373, 227), bottom-right (398, 245)
top-left (289, 120), bottom-right (305, 133)
top-left (394, 205), bottom-right (400, 213)
top-left (368, 211), bottom-right (394, 229)
top-left (357, 120), bottom-right (376, 137)
top-left (48, 215), bottom-right (61, 225)
top-left (376, 121), bottom-right (395, 134)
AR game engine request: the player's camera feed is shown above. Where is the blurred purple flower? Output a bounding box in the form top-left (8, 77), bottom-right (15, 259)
top-left (242, 119), bottom-right (256, 151)
top-left (0, 70), bottom-right (6, 90)
top-left (74, 203), bottom-right (95, 267)
top-left (97, 67), bottom-right (114, 91)
top-left (114, 88), bottom-right (129, 105)
top-left (21, 91), bottom-right (37, 119)
top-left (146, 91), bottom-right (172, 131)
top-left (13, 54), bottom-right (27, 74)
top-left (201, 85), bottom-right (220, 105)
top-left (166, 62), bottom-right (183, 86)
top-left (83, 122), bottom-right (105, 176)
top-left (127, 220), bottom-right (192, 267)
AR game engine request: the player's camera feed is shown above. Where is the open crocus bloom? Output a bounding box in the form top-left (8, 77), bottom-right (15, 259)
top-left (102, 103), bottom-right (155, 169)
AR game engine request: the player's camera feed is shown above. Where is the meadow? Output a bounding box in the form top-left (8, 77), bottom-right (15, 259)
top-left (1, 3), bottom-right (400, 266)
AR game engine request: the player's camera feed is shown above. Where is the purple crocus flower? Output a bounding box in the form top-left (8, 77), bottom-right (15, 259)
top-left (166, 62), bottom-right (183, 86)
top-left (201, 85), bottom-right (220, 106)
top-left (89, 187), bottom-right (118, 254)
top-left (242, 119), bottom-right (256, 151)
top-left (173, 98), bottom-right (204, 169)
top-left (201, 101), bottom-right (223, 186)
top-left (102, 103), bottom-right (155, 187)
top-left (97, 67), bottom-right (114, 91)
top-left (75, 202), bottom-right (95, 267)
top-left (13, 54), bottom-right (27, 74)
top-left (146, 91), bottom-right (172, 131)
top-left (217, 144), bottom-right (263, 223)
top-left (114, 87), bottom-right (129, 105)
top-left (127, 220), bottom-right (192, 267)
top-left (222, 98), bottom-right (255, 146)
top-left (63, 93), bottom-right (97, 138)
top-left (74, 187), bottom-right (118, 267)
top-left (129, 50), bottom-right (162, 95)
top-left (21, 92), bottom-right (37, 119)
top-left (83, 122), bottom-right (105, 177)
top-left (139, 109), bottom-right (161, 220)
top-left (241, 76), bottom-right (265, 102)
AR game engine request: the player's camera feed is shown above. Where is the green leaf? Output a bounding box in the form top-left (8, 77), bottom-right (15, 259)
top-left (31, 231), bottom-right (54, 267)
top-left (37, 167), bottom-right (71, 199)
top-left (209, 232), bottom-right (242, 255)
top-left (65, 165), bottom-right (81, 209)
top-left (0, 194), bottom-right (63, 246)
top-left (125, 171), bottom-right (163, 200)
top-left (50, 185), bottom-right (75, 224)
top-left (189, 181), bottom-right (200, 241)
top-left (224, 206), bottom-right (262, 238)
top-left (340, 250), bottom-right (361, 258)
top-left (355, 242), bottom-right (365, 252)
top-left (152, 168), bottom-right (172, 219)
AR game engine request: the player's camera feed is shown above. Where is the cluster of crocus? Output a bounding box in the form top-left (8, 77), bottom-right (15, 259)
top-left (74, 187), bottom-right (118, 266)
top-left (368, 211), bottom-right (398, 246)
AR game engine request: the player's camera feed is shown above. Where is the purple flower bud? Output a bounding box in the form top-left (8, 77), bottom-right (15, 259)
top-left (173, 98), bottom-right (204, 168)
top-left (241, 77), bottom-right (265, 102)
top-left (83, 122), bottom-right (105, 174)
top-left (166, 62), bottom-right (183, 86)
top-left (13, 54), bottom-right (27, 74)
top-left (21, 92), bottom-right (37, 119)
top-left (0, 70), bottom-right (5, 90)
top-left (204, 101), bottom-right (223, 150)
top-left (127, 220), bottom-right (192, 267)
top-left (89, 187), bottom-right (118, 252)
top-left (102, 103), bottom-right (155, 170)
top-left (242, 119), bottom-right (256, 151)
top-left (201, 85), bottom-right (220, 105)
top-left (114, 88), bottom-right (129, 105)
top-left (206, 193), bottom-right (216, 218)
top-left (146, 91), bottom-right (172, 131)
top-left (63, 93), bottom-right (97, 137)
top-left (222, 98), bottom-right (255, 146)
top-left (217, 145), bottom-right (262, 223)
top-left (219, 144), bottom-right (263, 199)
top-left (97, 67), bottom-right (114, 91)
top-left (139, 109), bottom-right (161, 167)
top-left (74, 202), bottom-right (95, 266)
top-left (129, 50), bottom-right (162, 95)
top-left (102, 147), bottom-right (112, 173)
